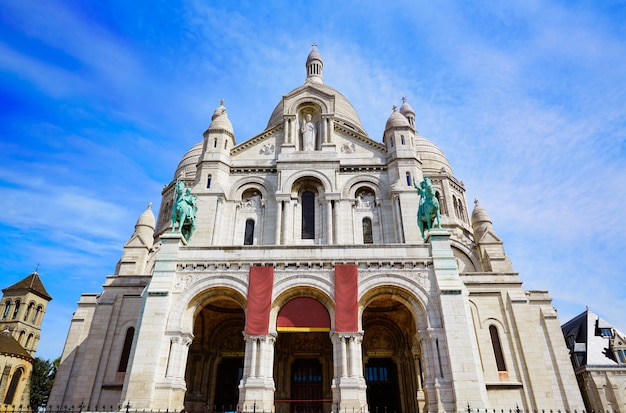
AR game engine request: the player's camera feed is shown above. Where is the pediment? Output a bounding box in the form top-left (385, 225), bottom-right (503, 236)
top-left (478, 229), bottom-right (503, 244)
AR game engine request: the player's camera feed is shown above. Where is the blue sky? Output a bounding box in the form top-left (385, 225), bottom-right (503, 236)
top-left (1, 1), bottom-right (625, 361)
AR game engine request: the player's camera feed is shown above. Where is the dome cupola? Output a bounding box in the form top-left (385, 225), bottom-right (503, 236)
top-left (399, 96), bottom-right (416, 128)
top-left (305, 43), bottom-right (323, 84)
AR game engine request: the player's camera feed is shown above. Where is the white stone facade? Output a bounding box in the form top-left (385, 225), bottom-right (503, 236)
top-left (49, 47), bottom-right (584, 413)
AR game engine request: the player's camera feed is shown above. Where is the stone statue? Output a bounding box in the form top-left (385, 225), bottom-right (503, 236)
top-left (171, 179), bottom-right (198, 241)
top-left (300, 114), bottom-right (316, 151)
top-left (413, 176), bottom-right (441, 240)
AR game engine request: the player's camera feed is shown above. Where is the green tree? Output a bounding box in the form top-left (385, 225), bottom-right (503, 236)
top-left (30, 357), bottom-right (59, 410)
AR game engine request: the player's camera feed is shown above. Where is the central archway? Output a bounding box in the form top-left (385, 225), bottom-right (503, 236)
top-left (274, 296), bottom-right (333, 413)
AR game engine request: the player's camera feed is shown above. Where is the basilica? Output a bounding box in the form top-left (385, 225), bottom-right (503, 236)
top-left (49, 47), bottom-right (584, 413)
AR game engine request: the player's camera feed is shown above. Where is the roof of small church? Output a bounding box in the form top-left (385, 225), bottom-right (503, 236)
top-left (0, 329), bottom-right (33, 360)
top-left (562, 309), bottom-right (626, 367)
top-left (2, 271), bottom-right (52, 301)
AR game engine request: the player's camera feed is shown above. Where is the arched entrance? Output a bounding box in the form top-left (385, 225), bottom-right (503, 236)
top-left (273, 297), bottom-right (333, 413)
top-left (362, 293), bottom-right (423, 413)
top-left (184, 295), bottom-right (245, 413)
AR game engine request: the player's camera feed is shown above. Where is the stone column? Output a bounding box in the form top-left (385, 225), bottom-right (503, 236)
top-left (239, 334), bottom-right (276, 413)
top-left (275, 200), bottom-right (282, 245)
top-left (326, 199), bottom-right (333, 244)
top-left (331, 332), bottom-right (367, 412)
top-left (429, 229), bottom-right (489, 411)
top-left (211, 197), bottom-right (223, 245)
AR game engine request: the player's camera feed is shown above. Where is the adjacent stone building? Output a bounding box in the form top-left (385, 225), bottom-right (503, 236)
top-left (562, 309), bottom-right (626, 412)
top-left (49, 46), bottom-right (584, 413)
top-left (0, 271), bottom-right (52, 408)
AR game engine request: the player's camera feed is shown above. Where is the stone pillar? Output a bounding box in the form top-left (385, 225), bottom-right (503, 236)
top-left (122, 232), bottom-right (187, 411)
top-left (428, 229), bottom-right (489, 411)
top-left (275, 200), bottom-right (282, 245)
top-left (331, 332), bottom-right (367, 413)
top-left (211, 197), bottom-right (223, 245)
top-left (239, 334), bottom-right (276, 413)
top-left (325, 199), bottom-right (333, 244)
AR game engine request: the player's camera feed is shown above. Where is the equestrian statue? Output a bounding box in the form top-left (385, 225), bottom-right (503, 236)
top-left (171, 179), bottom-right (198, 241)
top-left (413, 176), bottom-right (441, 240)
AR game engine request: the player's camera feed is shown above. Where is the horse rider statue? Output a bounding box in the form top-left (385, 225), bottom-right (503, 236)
top-left (171, 179), bottom-right (198, 241)
top-left (413, 176), bottom-right (441, 240)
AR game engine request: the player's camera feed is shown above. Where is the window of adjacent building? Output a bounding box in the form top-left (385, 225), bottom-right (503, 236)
top-left (598, 328), bottom-right (613, 337)
top-left (4, 368), bottom-right (23, 405)
top-left (301, 191), bottom-right (315, 239)
top-left (118, 327), bottom-right (135, 373)
top-left (32, 306), bottom-right (42, 324)
top-left (617, 350), bottom-right (625, 364)
top-left (1, 300), bottom-right (9, 320)
top-left (12, 300), bottom-right (20, 320)
top-left (362, 217), bottom-right (373, 244)
top-left (244, 219), bottom-right (255, 245)
top-left (489, 325), bottom-right (507, 372)
top-left (23, 303), bottom-right (34, 322)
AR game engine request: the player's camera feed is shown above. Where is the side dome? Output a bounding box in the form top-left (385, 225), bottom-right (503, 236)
top-left (136, 203), bottom-right (155, 230)
top-left (385, 107), bottom-right (410, 130)
top-left (208, 99), bottom-right (234, 134)
top-left (174, 141), bottom-right (202, 179)
top-left (414, 136), bottom-right (453, 175)
top-left (399, 96), bottom-right (415, 117)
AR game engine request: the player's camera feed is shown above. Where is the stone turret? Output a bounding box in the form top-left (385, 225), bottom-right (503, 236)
top-left (471, 199), bottom-right (513, 272)
top-left (305, 43), bottom-right (323, 84)
top-left (115, 203), bottom-right (155, 275)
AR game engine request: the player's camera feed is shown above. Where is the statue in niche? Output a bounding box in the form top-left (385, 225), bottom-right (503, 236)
top-left (300, 113), bottom-right (316, 151)
top-left (241, 191), bottom-right (261, 210)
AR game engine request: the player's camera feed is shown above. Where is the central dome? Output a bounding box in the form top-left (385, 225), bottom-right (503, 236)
top-left (265, 83), bottom-right (366, 134)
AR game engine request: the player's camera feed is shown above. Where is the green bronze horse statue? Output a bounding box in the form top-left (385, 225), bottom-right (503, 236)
top-left (171, 179), bottom-right (198, 241)
top-left (413, 177), bottom-right (441, 240)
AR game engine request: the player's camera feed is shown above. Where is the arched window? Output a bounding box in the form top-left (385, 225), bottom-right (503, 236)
top-left (489, 325), bottom-right (507, 372)
top-left (400, 135), bottom-right (405, 145)
top-left (24, 303), bottom-right (34, 322)
top-left (244, 219), bottom-right (255, 245)
top-left (32, 306), bottom-right (42, 324)
top-left (4, 368), bottom-right (23, 404)
top-left (435, 191), bottom-right (447, 215)
top-left (12, 300), bottom-right (20, 320)
top-left (207, 174), bottom-right (212, 189)
top-left (25, 334), bottom-right (34, 349)
top-left (118, 327), bottom-right (135, 373)
top-left (1, 300), bottom-right (10, 320)
top-left (18, 331), bottom-right (25, 345)
top-left (301, 191), bottom-right (315, 239)
top-left (362, 217), bottom-right (373, 244)
top-left (405, 172), bottom-right (411, 186)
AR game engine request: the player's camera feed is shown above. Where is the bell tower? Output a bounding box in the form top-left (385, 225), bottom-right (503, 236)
top-left (0, 271), bottom-right (52, 355)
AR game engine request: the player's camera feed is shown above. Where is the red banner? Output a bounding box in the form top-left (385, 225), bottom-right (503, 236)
top-left (334, 264), bottom-right (358, 332)
top-left (246, 266), bottom-right (274, 335)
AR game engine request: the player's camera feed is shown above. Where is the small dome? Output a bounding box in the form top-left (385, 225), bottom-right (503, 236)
top-left (174, 141), bottom-right (202, 179)
top-left (399, 96), bottom-right (415, 117)
top-left (306, 46), bottom-right (322, 65)
top-left (471, 199), bottom-right (494, 240)
top-left (414, 136), bottom-right (453, 174)
top-left (385, 106), bottom-right (410, 130)
top-left (208, 99), bottom-right (234, 134)
top-left (136, 203), bottom-right (155, 230)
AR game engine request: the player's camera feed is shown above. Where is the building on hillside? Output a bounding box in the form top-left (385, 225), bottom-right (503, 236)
top-left (49, 46), bottom-right (584, 413)
top-left (562, 309), bottom-right (626, 412)
top-left (0, 271), bottom-right (52, 408)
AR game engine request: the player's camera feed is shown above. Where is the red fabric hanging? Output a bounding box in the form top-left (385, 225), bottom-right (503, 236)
top-left (246, 266), bottom-right (274, 335)
top-left (334, 264), bottom-right (358, 332)
top-left (277, 297), bottom-right (330, 331)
